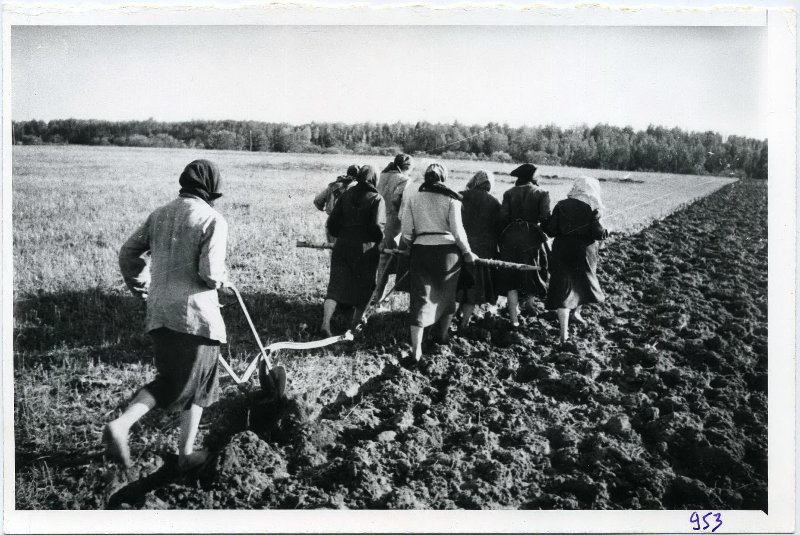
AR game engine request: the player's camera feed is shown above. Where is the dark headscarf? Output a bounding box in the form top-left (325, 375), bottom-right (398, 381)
top-left (356, 165), bottom-right (378, 187)
top-left (336, 164), bottom-right (360, 186)
top-left (383, 153), bottom-right (413, 173)
top-left (419, 163), bottom-right (462, 201)
top-left (510, 163), bottom-right (538, 186)
top-left (347, 164), bottom-right (360, 178)
top-left (179, 159), bottom-right (222, 205)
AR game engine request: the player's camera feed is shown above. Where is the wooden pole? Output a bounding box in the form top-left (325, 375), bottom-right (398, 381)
top-left (296, 240), bottom-right (540, 271)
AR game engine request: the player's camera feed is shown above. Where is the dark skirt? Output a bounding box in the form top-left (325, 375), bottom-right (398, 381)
top-left (496, 221), bottom-right (550, 297)
top-left (457, 263), bottom-right (497, 306)
top-left (457, 235), bottom-right (498, 306)
top-left (545, 236), bottom-right (605, 310)
top-left (144, 327), bottom-right (220, 411)
top-left (326, 236), bottom-right (380, 306)
top-left (409, 244), bottom-right (462, 328)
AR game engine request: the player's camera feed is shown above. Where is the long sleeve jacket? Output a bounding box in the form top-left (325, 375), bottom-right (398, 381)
top-left (376, 169), bottom-right (409, 242)
top-left (401, 191), bottom-right (472, 254)
top-left (499, 183), bottom-right (551, 230)
top-left (326, 183), bottom-right (386, 244)
top-left (546, 198), bottom-right (608, 241)
top-left (119, 194), bottom-right (229, 342)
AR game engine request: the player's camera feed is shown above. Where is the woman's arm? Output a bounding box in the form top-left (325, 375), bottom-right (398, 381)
top-left (199, 215), bottom-right (229, 289)
top-left (400, 194), bottom-right (415, 243)
top-left (544, 204), bottom-right (560, 237)
top-left (499, 190), bottom-right (511, 229)
top-left (448, 199), bottom-right (473, 256)
top-left (326, 193), bottom-right (344, 239)
top-left (313, 185), bottom-right (329, 211)
top-left (368, 196), bottom-right (387, 243)
top-left (590, 211), bottom-right (609, 240)
top-left (118, 216), bottom-right (152, 300)
top-left (538, 190), bottom-right (552, 226)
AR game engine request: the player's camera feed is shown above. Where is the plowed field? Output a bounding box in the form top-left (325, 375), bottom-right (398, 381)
top-left (100, 182), bottom-right (768, 510)
top-left (13, 146), bottom-right (762, 510)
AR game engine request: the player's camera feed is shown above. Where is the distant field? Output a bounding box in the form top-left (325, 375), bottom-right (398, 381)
top-left (12, 145), bottom-right (733, 297)
top-left (12, 145), bottom-right (739, 509)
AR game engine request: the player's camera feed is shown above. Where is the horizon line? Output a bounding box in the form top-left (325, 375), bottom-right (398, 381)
top-left (10, 116), bottom-right (767, 141)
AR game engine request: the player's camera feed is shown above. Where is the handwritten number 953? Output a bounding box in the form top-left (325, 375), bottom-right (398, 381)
top-left (690, 511), bottom-right (723, 532)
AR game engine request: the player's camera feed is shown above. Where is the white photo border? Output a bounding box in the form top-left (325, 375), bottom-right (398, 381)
top-left (1, 2), bottom-right (795, 534)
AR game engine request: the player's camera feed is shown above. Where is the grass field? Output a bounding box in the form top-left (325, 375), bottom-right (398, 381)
top-left (12, 144), bottom-right (742, 509)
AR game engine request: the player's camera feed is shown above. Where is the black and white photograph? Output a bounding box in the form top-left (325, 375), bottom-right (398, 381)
top-left (2, 2), bottom-right (796, 533)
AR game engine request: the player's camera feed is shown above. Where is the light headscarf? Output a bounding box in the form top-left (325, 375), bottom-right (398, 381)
top-left (568, 175), bottom-right (605, 213)
top-left (423, 163), bottom-right (448, 185)
top-left (466, 170), bottom-right (493, 192)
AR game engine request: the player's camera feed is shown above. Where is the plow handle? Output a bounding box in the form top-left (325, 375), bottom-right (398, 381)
top-left (229, 285), bottom-right (274, 381)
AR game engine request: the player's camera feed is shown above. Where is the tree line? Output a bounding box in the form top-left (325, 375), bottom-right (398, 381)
top-left (12, 118), bottom-right (767, 179)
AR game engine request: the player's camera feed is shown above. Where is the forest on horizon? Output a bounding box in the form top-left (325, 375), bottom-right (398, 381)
top-left (12, 119), bottom-right (768, 179)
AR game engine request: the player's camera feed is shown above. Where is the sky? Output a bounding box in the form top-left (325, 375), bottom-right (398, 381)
top-left (11, 25), bottom-right (768, 138)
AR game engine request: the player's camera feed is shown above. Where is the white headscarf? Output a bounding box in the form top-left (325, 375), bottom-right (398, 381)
top-left (568, 175), bottom-right (605, 213)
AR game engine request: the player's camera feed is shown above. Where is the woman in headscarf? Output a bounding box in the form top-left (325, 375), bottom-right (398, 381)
top-left (373, 153), bottom-right (414, 303)
top-left (456, 170), bottom-right (502, 329)
top-left (496, 163), bottom-right (551, 327)
top-left (105, 159), bottom-right (229, 471)
top-left (321, 165), bottom-right (386, 336)
top-left (545, 176), bottom-right (609, 342)
top-left (401, 163), bottom-right (477, 362)
top-left (313, 164), bottom-right (360, 243)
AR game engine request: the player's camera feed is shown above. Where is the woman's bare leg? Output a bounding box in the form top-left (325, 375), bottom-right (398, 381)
top-left (321, 299), bottom-right (337, 336)
top-left (573, 305), bottom-right (586, 324)
top-left (178, 404), bottom-right (207, 469)
top-left (104, 389), bottom-right (156, 467)
top-left (459, 304), bottom-right (475, 330)
top-left (557, 308), bottom-right (570, 342)
top-left (437, 314), bottom-right (454, 343)
top-left (507, 291), bottom-right (520, 326)
top-left (410, 326), bottom-right (424, 361)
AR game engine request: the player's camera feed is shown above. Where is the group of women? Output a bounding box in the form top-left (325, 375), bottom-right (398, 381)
top-left (104, 155), bottom-right (609, 469)
top-left (320, 154), bottom-right (609, 363)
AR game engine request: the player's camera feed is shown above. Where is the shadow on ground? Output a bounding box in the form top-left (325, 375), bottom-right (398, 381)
top-left (14, 287), bottom-right (409, 368)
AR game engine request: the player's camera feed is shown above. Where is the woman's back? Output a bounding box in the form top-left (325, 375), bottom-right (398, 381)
top-left (327, 184), bottom-right (384, 243)
top-left (461, 189), bottom-right (501, 257)
top-left (406, 191), bottom-right (455, 237)
top-left (548, 197), bottom-right (606, 241)
top-left (501, 183), bottom-right (550, 226)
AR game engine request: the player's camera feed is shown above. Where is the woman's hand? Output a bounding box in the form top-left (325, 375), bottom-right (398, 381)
top-left (463, 251), bottom-right (478, 264)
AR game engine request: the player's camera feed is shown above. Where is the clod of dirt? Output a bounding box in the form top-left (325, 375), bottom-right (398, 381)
top-left (209, 431), bottom-right (289, 507)
top-left (605, 414), bottom-right (632, 436)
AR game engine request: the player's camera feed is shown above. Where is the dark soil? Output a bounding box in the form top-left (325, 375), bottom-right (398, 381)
top-left (21, 180), bottom-right (769, 510)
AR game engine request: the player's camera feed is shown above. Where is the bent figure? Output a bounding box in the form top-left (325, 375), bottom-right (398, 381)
top-left (321, 165), bottom-right (386, 336)
top-left (545, 175), bottom-right (609, 342)
top-left (456, 170), bottom-right (502, 329)
top-left (402, 163), bottom-right (476, 361)
top-left (104, 159), bottom-right (229, 471)
top-left (496, 163), bottom-right (551, 326)
top-left (373, 153), bottom-right (414, 303)
top-left (313, 164), bottom-right (359, 243)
